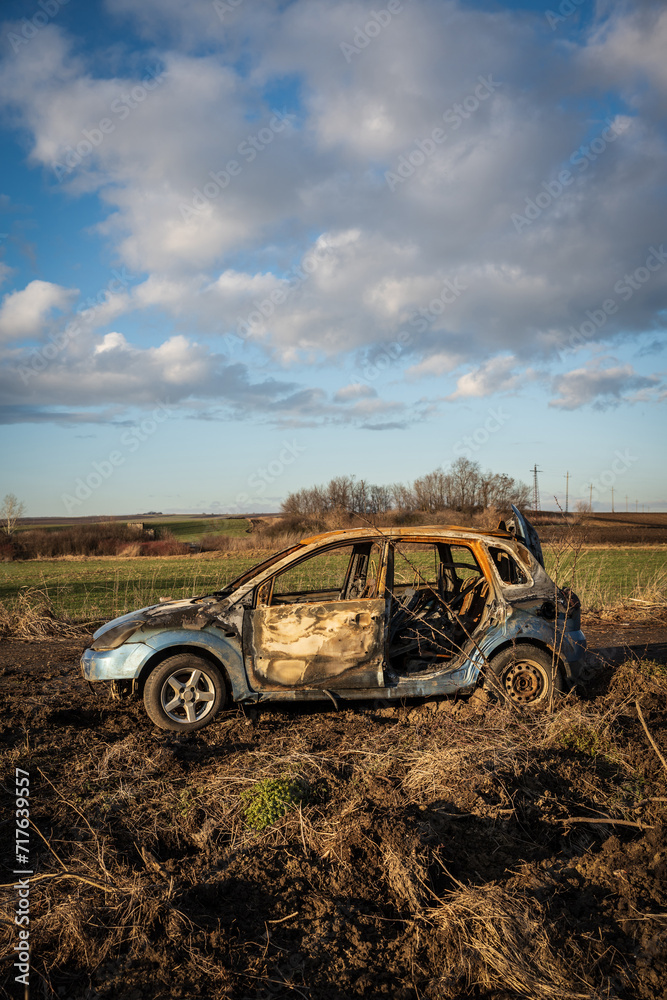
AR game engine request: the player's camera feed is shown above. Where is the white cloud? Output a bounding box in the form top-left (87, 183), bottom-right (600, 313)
top-left (549, 362), bottom-right (661, 410)
top-left (581, 5), bottom-right (667, 104)
top-left (94, 331), bottom-right (129, 353)
top-left (0, 1), bottom-right (666, 424)
top-left (447, 355), bottom-right (525, 399)
top-left (407, 351), bottom-right (463, 379)
top-left (0, 280), bottom-right (78, 342)
top-left (334, 382), bottom-right (377, 402)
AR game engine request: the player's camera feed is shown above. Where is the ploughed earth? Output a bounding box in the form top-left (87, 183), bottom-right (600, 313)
top-left (1, 618), bottom-right (667, 1000)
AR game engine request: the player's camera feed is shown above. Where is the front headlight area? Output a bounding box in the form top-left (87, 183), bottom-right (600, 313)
top-left (90, 619), bottom-right (145, 651)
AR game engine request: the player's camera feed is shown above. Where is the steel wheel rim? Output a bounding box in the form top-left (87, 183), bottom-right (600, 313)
top-left (160, 668), bottom-right (216, 724)
top-left (502, 659), bottom-right (548, 704)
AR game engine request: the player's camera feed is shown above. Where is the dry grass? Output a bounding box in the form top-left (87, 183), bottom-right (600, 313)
top-left (1, 660), bottom-right (663, 998)
top-left (0, 587), bottom-right (88, 639)
top-left (429, 880), bottom-right (596, 999)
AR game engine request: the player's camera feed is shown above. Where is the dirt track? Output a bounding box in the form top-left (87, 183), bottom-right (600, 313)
top-left (1, 625), bottom-right (666, 999)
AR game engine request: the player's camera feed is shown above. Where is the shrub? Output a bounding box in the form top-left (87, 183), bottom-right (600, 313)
top-left (137, 538), bottom-right (191, 557)
top-left (559, 724), bottom-right (611, 758)
top-left (240, 777), bottom-right (308, 830)
top-left (16, 523), bottom-right (150, 559)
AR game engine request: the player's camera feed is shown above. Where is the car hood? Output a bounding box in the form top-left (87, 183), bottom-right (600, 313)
top-left (92, 596), bottom-right (237, 642)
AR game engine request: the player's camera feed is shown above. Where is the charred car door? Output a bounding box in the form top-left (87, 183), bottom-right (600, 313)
top-left (243, 540), bottom-right (386, 691)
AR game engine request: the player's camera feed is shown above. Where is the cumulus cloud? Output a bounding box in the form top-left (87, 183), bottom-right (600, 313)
top-left (0, 1), bottom-right (666, 423)
top-left (447, 356), bottom-right (525, 399)
top-left (0, 280), bottom-right (78, 342)
top-left (549, 362), bottom-right (661, 410)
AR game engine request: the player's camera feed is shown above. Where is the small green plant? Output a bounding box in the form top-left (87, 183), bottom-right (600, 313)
top-left (637, 660), bottom-right (667, 682)
top-left (241, 777), bottom-right (308, 830)
top-left (177, 788), bottom-right (195, 816)
top-left (559, 724), bottom-right (610, 759)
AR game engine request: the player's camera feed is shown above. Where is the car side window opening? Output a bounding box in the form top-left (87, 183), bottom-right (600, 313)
top-left (488, 546), bottom-right (528, 586)
top-left (388, 541), bottom-right (489, 676)
top-left (257, 541), bottom-right (382, 607)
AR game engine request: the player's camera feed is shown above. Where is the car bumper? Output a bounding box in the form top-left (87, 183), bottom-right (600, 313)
top-left (81, 641), bottom-right (153, 681)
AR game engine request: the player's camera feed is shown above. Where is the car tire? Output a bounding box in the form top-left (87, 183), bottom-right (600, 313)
top-left (143, 654), bottom-right (228, 731)
top-left (485, 645), bottom-right (563, 709)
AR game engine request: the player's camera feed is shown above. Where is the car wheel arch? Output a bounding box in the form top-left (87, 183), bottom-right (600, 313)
top-left (136, 644), bottom-right (231, 696)
top-left (482, 638), bottom-right (569, 687)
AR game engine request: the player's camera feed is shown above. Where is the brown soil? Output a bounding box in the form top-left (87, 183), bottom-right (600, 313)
top-left (1, 626), bottom-right (666, 1000)
top-left (530, 512), bottom-right (667, 546)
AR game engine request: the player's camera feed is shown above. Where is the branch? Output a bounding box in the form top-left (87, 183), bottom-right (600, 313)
top-left (636, 699), bottom-right (667, 776)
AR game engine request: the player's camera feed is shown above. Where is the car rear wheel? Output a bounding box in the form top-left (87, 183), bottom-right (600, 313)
top-left (144, 654), bottom-right (228, 731)
top-left (486, 646), bottom-right (563, 709)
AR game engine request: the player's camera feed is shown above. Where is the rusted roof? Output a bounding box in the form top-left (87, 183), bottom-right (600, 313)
top-left (298, 524), bottom-right (515, 546)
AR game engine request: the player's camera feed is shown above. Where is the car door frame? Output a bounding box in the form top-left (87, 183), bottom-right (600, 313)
top-left (242, 537), bottom-right (389, 692)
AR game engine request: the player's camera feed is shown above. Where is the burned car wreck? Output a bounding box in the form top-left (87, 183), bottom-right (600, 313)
top-left (81, 508), bottom-right (586, 731)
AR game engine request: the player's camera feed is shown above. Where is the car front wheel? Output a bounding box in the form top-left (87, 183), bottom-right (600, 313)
top-left (486, 646), bottom-right (563, 709)
top-left (144, 654), bottom-right (228, 731)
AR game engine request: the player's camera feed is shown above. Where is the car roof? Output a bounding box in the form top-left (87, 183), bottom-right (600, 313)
top-left (298, 524), bottom-right (516, 547)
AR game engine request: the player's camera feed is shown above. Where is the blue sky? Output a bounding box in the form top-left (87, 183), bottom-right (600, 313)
top-left (0, 0), bottom-right (665, 516)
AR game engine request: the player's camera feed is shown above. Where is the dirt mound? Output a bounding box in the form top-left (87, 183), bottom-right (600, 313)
top-left (1, 635), bottom-right (666, 999)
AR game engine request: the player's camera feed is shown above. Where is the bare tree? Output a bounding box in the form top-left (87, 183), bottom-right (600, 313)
top-left (1, 493), bottom-right (26, 537)
top-left (281, 462), bottom-right (530, 520)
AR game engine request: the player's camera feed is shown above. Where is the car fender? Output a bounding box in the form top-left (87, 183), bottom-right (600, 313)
top-left (138, 627), bottom-right (252, 701)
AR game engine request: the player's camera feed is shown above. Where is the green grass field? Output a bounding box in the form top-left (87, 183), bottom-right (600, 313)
top-left (16, 517), bottom-right (251, 543)
top-left (0, 555), bottom-right (259, 622)
top-left (0, 543), bottom-right (664, 623)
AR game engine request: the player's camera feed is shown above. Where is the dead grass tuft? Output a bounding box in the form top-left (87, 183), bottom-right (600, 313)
top-left (381, 843), bottom-right (427, 912)
top-left (0, 587), bottom-right (88, 639)
top-left (430, 881), bottom-right (595, 999)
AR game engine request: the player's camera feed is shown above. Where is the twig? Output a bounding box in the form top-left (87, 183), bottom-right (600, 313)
top-left (635, 699), bottom-right (667, 776)
top-left (29, 819), bottom-right (67, 870)
top-left (267, 911), bottom-right (299, 925)
top-left (0, 871), bottom-right (122, 891)
top-left (556, 816), bottom-right (654, 829)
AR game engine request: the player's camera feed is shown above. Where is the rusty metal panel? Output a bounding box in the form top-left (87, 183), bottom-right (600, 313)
top-left (246, 598), bottom-right (385, 690)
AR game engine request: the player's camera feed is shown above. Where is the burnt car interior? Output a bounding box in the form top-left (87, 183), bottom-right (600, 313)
top-left (387, 541), bottom-right (490, 675)
top-left (250, 536), bottom-right (499, 680)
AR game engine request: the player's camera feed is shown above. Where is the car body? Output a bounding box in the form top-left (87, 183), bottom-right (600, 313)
top-left (81, 507), bottom-right (586, 731)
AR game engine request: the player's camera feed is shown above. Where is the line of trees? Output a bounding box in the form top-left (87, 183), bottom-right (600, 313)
top-left (281, 458), bottom-right (531, 518)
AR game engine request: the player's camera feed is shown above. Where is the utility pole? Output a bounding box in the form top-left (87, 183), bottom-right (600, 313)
top-left (611, 486), bottom-right (615, 513)
top-left (636, 499), bottom-right (638, 512)
top-left (564, 471), bottom-right (569, 514)
top-left (530, 465), bottom-right (542, 512)
top-left (625, 495), bottom-right (628, 512)
top-left (589, 483), bottom-right (593, 511)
